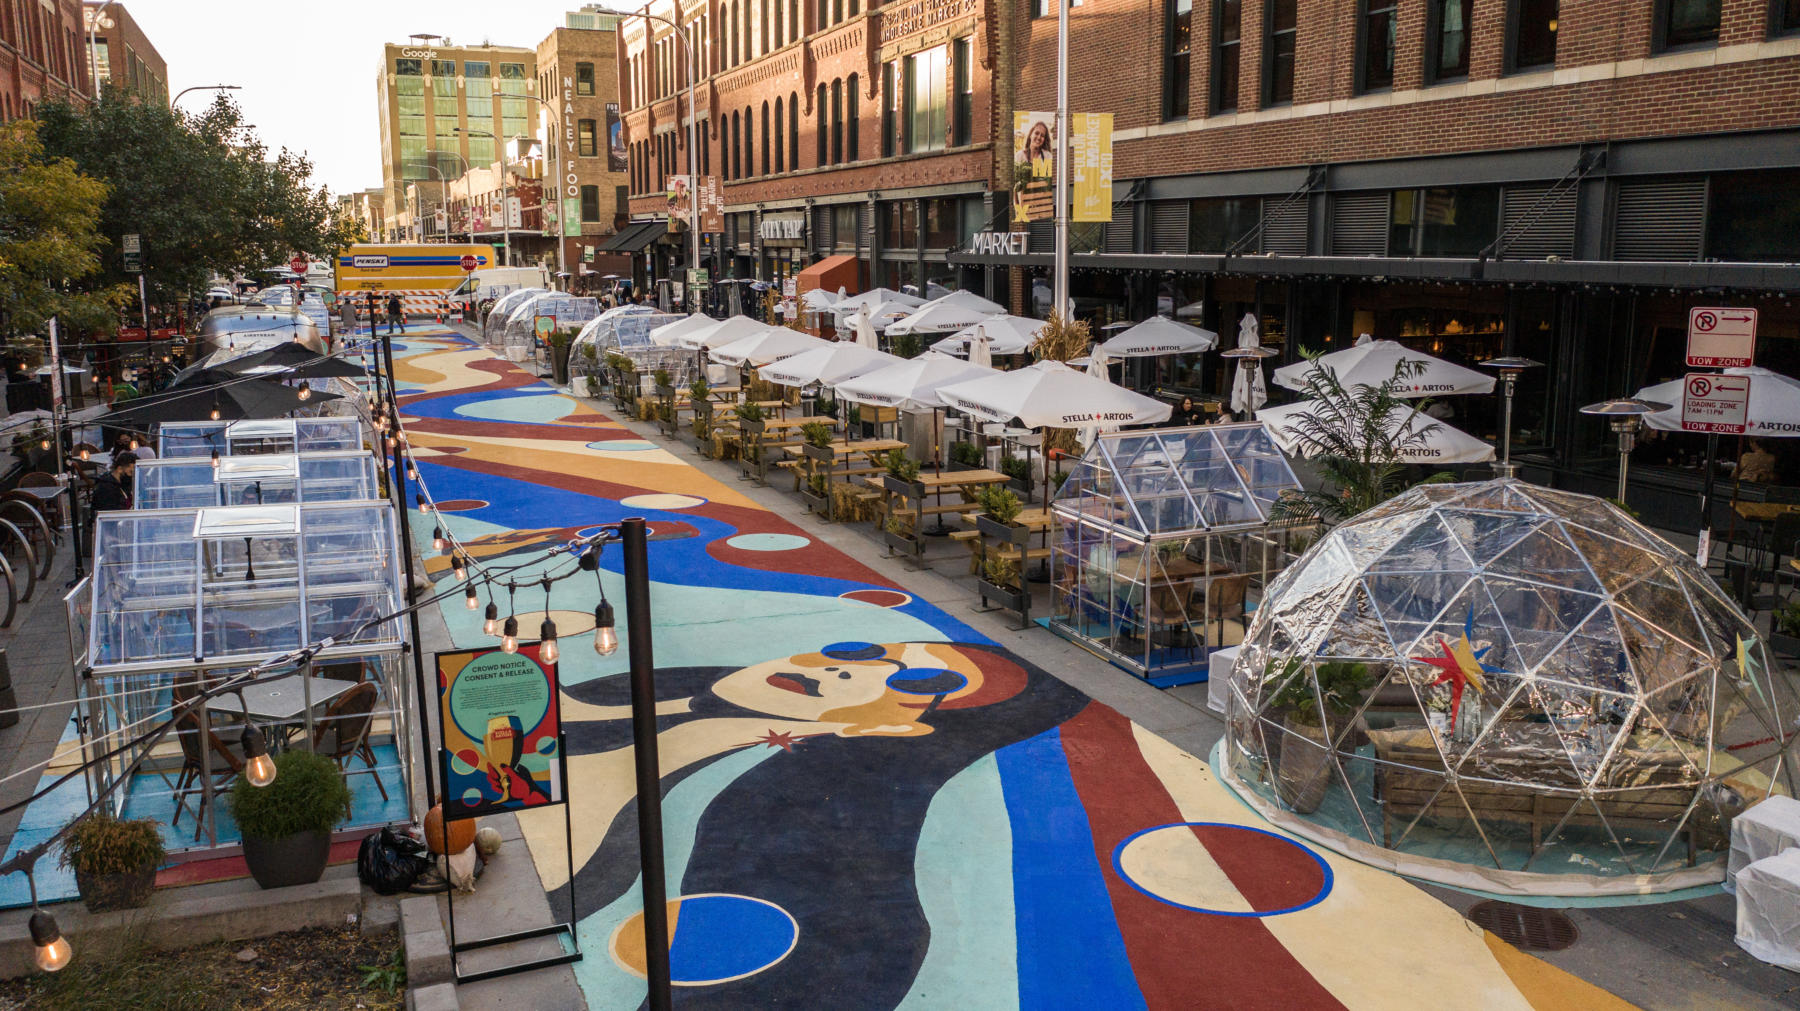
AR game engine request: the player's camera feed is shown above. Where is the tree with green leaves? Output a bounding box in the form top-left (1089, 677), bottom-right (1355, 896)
top-left (1270, 349), bottom-right (1455, 526)
top-left (34, 89), bottom-right (358, 309)
top-left (0, 119), bottom-right (130, 338)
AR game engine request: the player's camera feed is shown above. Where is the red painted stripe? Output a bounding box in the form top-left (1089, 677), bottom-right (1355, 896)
top-left (1058, 703), bottom-right (1344, 1011)
top-left (1189, 822), bottom-right (1328, 915)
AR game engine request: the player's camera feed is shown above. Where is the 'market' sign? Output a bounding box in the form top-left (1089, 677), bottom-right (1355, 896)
top-left (967, 231), bottom-right (1027, 256)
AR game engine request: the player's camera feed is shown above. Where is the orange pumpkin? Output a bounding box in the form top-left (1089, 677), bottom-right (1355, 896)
top-left (423, 803), bottom-right (476, 855)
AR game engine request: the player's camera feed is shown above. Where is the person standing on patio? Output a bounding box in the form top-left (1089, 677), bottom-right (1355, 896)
top-left (385, 293), bottom-right (405, 335)
top-left (91, 451), bottom-right (137, 514)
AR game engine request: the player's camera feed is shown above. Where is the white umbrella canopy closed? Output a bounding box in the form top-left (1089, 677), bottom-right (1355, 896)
top-left (1256, 400), bottom-right (1496, 464)
top-left (1271, 338), bottom-right (1496, 397)
top-left (710, 329), bottom-right (830, 368)
top-left (759, 343), bottom-right (899, 388)
top-left (935, 360), bottom-right (1173, 429)
top-left (648, 313), bottom-right (717, 347)
top-left (1636, 366), bottom-right (1800, 436)
top-left (674, 315), bottom-right (781, 351)
top-left (851, 310), bottom-right (879, 349)
top-left (834, 352), bottom-right (997, 412)
top-left (1095, 315), bottom-right (1219, 358)
top-left (968, 334), bottom-right (994, 369)
top-left (883, 290), bottom-right (1009, 335)
top-left (930, 315), bottom-right (1045, 356)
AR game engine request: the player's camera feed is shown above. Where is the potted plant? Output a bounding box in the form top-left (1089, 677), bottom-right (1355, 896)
top-left (690, 377), bottom-right (713, 440)
top-left (606, 353), bottom-right (638, 410)
top-left (948, 441), bottom-right (982, 471)
top-left (882, 450), bottom-right (923, 496)
top-left (999, 453), bottom-right (1033, 496)
top-left (59, 812), bottom-right (165, 913)
top-left (1262, 657), bottom-right (1373, 813)
top-left (803, 473), bottom-right (831, 511)
top-left (547, 328), bottom-right (576, 386)
top-left (579, 343), bottom-right (602, 398)
top-left (1773, 601), bottom-right (1800, 659)
top-left (229, 749), bottom-right (352, 890)
top-left (975, 486), bottom-right (1033, 624)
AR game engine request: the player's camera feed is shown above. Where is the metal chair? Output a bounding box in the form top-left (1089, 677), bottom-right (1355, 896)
top-left (167, 680), bottom-right (245, 841)
top-left (312, 681), bottom-right (386, 801)
top-left (1204, 574), bottom-right (1250, 647)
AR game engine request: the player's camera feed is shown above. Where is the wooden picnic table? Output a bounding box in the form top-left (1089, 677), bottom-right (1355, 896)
top-left (1734, 501), bottom-right (1800, 522)
top-left (959, 507), bottom-right (1055, 531)
top-left (759, 414), bottom-right (838, 432)
top-left (786, 438), bottom-right (908, 461)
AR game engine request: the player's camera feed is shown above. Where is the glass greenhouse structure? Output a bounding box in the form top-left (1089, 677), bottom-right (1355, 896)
top-left (135, 452), bottom-right (381, 510)
top-left (69, 500), bottom-right (415, 851)
top-left (1223, 479), bottom-right (1800, 895)
top-left (481, 287), bottom-right (547, 343)
top-left (158, 418), bottom-right (365, 459)
top-left (1049, 423), bottom-right (1309, 687)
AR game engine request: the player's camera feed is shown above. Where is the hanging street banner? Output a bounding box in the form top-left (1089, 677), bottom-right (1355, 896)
top-left (1680, 373), bottom-right (1751, 434)
top-left (698, 174), bottom-right (724, 234)
top-left (666, 174), bottom-right (693, 232)
top-left (1072, 112), bottom-right (1113, 222)
top-left (436, 644), bottom-right (565, 821)
top-left (563, 197), bottom-right (582, 237)
top-left (1011, 112), bottom-right (1112, 228)
top-left (1687, 306), bottom-right (1757, 368)
top-left (606, 101), bottom-right (628, 172)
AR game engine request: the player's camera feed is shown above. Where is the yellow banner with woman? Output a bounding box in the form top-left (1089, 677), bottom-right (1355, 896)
top-left (1011, 111), bottom-right (1113, 230)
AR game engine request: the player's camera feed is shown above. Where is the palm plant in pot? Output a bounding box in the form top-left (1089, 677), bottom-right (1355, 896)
top-left (1263, 657), bottom-right (1372, 814)
top-left (59, 812), bottom-right (165, 912)
top-left (229, 750), bottom-right (352, 890)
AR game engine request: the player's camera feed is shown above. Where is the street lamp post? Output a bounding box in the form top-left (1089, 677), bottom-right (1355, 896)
top-left (605, 6), bottom-right (701, 311)
top-left (84, 2), bottom-right (114, 99)
top-left (404, 161), bottom-right (449, 243)
top-left (428, 149), bottom-right (471, 241)
top-left (1052, 0), bottom-right (1070, 321)
top-left (171, 83), bottom-right (240, 109)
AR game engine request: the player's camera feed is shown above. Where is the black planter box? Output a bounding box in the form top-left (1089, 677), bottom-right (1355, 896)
top-left (884, 526), bottom-right (920, 557)
top-left (802, 443), bottom-right (837, 464)
top-left (978, 579), bottom-right (1031, 629)
top-left (976, 515), bottom-right (1031, 545)
top-left (884, 475), bottom-right (927, 499)
top-left (1773, 632), bottom-right (1800, 659)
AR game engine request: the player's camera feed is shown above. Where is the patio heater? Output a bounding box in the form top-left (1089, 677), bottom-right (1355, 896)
top-left (1480, 356), bottom-right (1543, 479)
top-left (1579, 397), bottom-right (1670, 503)
top-left (1220, 345), bottom-right (1278, 421)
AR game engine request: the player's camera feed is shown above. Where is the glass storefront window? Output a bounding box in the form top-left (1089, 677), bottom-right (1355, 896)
top-left (1389, 186), bottom-right (1499, 257)
top-left (833, 204), bottom-right (858, 250)
top-left (1190, 196), bottom-right (1259, 252)
top-left (1706, 168), bottom-right (1800, 263)
top-left (882, 200), bottom-right (917, 249)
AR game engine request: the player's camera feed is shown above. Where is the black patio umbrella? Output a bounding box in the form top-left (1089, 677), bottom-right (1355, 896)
top-left (102, 371), bottom-right (341, 426)
top-left (222, 341), bottom-right (368, 379)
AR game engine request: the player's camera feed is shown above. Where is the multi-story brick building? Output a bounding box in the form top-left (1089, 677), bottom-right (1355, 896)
top-left (939, 0), bottom-right (1800, 523)
top-left (614, 0), bottom-right (1007, 302)
top-left (375, 39), bottom-right (538, 242)
top-left (0, 0), bottom-right (90, 120)
top-left (536, 7), bottom-right (634, 278)
top-left (82, 2), bottom-right (163, 103)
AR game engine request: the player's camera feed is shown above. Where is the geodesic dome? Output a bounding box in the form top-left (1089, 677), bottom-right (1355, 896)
top-left (1223, 479), bottom-right (1799, 895)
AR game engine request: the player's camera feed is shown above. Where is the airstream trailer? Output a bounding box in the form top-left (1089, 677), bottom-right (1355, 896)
top-left (195, 306), bottom-right (324, 367)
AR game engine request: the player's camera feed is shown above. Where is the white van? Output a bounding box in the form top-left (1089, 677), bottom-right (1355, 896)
top-left (449, 266), bottom-right (551, 312)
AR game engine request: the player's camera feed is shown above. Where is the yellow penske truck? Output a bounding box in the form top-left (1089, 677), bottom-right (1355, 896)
top-left (333, 243), bottom-right (497, 319)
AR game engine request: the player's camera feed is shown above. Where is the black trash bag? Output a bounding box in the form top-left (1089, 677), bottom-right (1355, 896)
top-left (357, 827), bottom-right (434, 895)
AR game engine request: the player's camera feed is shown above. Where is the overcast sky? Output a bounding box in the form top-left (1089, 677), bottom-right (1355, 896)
top-left (134, 0), bottom-right (609, 196)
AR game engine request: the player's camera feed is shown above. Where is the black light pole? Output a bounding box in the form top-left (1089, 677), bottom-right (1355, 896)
top-left (379, 329), bottom-right (437, 805)
top-left (621, 516), bottom-right (671, 1009)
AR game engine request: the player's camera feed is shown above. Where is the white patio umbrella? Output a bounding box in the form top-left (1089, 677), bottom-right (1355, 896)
top-left (673, 315), bottom-right (780, 351)
top-left (1256, 400), bottom-right (1496, 464)
top-left (759, 343), bottom-right (899, 388)
top-left (648, 312), bottom-right (716, 347)
top-left (1271, 337), bottom-right (1496, 397)
top-left (857, 299), bottom-right (917, 331)
top-left (883, 290), bottom-right (1009, 335)
top-left (833, 352), bottom-right (996, 411)
top-left (798, 288), bottom-right (838, 309)
top-left (936, 360), bottom-right (1173, 428)
top-left (1636, 366), bottom-right (1800, 436)
top-left (710, 329), bottom-right (830, 368)
top-left (1094, 315), bottom-right (1218, 358)
top-left (931, 315), bottom-right (1045, 356)
top-left (833, 288), bottom-right (925, 317)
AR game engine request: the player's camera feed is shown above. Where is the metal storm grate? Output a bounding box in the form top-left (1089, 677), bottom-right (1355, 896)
top-left (1466, 901), bottom-right (1579, 952)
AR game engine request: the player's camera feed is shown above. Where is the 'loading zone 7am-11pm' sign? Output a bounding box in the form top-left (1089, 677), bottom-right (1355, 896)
top-left (437, 644), bottom-right (566, 821)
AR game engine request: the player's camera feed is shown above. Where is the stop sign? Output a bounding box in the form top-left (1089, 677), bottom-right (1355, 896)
top-left (289, 255), bottom-right (309, 275)
top-left (460, 254), bottom-right (479, 271)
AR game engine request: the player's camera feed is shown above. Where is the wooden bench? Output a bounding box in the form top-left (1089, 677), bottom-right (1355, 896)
top-left (1368, 726), bottom-right (1713, 864)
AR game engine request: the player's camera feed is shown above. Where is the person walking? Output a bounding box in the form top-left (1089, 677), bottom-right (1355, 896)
top-left (386, 293), bottom-right (405, 335)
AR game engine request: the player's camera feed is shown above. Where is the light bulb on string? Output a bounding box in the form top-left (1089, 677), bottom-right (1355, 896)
top-left (464, 582), bottom-right (479, 610)
top-left (26, 871), bottom-right (70, 973)
top-left (296, 380), bottom-right (311, 402)
top-left (78, 447), bottom-right (89, 461)
top-left (432, 527), bottom-right (446, 552)
top-left (210, 449), bottom-right (221, 470)
top-left (209, 400), bottom-right (222, 421)
top-left (406, 460), bottom-right (419, 481)
top-left (483, 601), bottom-right (499, 636)
top-left (452, 552), bottom-right (468, 581)
top-left (593, 600), bottom-right (618, 655)
top-left (537, 577), bottom-right (559, 663)
top-left (241, 723), bottom-right (276, 788)
top-left (501, 616), bottom-right (519, 653)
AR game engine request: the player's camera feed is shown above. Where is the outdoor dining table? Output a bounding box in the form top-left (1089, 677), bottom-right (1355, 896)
top-left (200, 674), bottom-right (360, 748)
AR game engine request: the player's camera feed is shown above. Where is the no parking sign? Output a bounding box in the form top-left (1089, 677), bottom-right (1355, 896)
top-left (1681, 373), bottom-right (1751, 434)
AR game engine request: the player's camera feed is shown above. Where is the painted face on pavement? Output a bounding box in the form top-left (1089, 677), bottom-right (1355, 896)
top-left (713, 641), bottom-right (986, 736)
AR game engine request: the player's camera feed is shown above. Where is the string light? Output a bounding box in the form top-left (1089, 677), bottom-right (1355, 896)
top-left (296, 380), bottom-right (311, 402)
top-left (501, 581), bottom-right (519, 652)
top-left (538, 577), bottom-right (559, 664)
top-left (209, 400), bottom-right (222, 421)
top-left (432, 527), bottom-right (446, 552)
top-left (26, 871), bottom-right (69, 973)
top-left (241, 723), bottom-right (276, 788)
top-left (452, 552), bottom-right (468, 581)
top-left (464, 582), bottom-right (479, 610)
top-left (210, 449), bottom-right (221, 470)
top-left (584, 544), bottom-right (618, 655)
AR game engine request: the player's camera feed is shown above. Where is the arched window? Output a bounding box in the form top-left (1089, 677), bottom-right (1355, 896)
top-left (817, 0), bottom-right (829, 30)
top-left (816, 84), bottom-right (827, 166)
top-left (718, 116), bottom-right (727, 178)
top-left (846, 73), bottom-right (859, 161)
top-left (789, 92), bottom-right (800, 170)
top-left (743, 106), bottom-right (754, 177)
top-left (774, 96), bottom-right (785, 172)
top-left (789, 0), bottom-right (800, 43)
top-left (830, 79), bottom-right (843, 165)
top-left (761, 0), bottom-right (772, 54)
top-left (730, 111), bottom-right (741, 180)
top-left (725, 2), bottom-right (736, 66)
top-left (742, 1), bottom-right (753, 60)
top-left (761, 101), bottom-right (772, 176)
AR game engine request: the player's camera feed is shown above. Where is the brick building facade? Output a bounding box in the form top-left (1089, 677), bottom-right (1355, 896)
top-left (83, 2), bottom-right (163, 104)
top-left (615, 0), bottom-right (1010, 300)
top-left (537, 14), bottom-right (634, 277)
top-left (0, 0), bottom-right (90, 121)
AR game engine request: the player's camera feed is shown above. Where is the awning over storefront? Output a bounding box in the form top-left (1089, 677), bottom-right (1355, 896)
top-left (600, 220), bottom-right (666, 252)
top-left (796, 254), bottom-right (861, 296)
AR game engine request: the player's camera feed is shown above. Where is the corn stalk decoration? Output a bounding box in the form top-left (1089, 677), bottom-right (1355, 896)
top-left (1028, 310), bottom-right (1091, 459)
